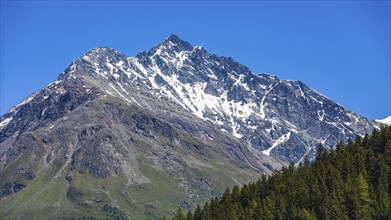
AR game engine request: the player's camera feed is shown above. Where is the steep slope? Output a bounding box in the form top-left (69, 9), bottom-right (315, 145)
top-left (0, 34), bottom-right (379, 219)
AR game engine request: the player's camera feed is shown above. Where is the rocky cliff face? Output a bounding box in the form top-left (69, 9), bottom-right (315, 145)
top-left (0, 34), bottom-right (379, 219)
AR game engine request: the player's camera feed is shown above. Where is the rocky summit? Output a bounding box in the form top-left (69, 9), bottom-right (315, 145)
top-left (0, 34), bottom-right (380, 219)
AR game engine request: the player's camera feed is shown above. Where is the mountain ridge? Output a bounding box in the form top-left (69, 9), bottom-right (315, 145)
top-left (1, 34), bottom-right (380, 163)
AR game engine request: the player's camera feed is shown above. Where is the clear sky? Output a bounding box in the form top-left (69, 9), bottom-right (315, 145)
top-left (1, 1), bottom-right (390, 120)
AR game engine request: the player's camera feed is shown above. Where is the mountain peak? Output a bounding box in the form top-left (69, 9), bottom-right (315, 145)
top-left (165, 34), bottom-right (182, 42)
top-left (83, 47), bottom-right (125, 58)
top-left (164, 34), bottom-right (191, 46)
top-left (78, 47), bottom-right (127, 66)
top-left (148, 34), bottom-right (193, 56)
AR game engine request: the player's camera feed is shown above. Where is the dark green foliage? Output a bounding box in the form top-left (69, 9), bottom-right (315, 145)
top-left (169, 126), bottom-right (391, 219)
top-left (81, 216), bottom-right (97, 220)
top-left (102, 204), bottom-right (127, 220)
top-left (71, 216), bottom-right (97, 220)
top-left (186, 210), bottom-right (194, 220)
top-left (193, 205), bottom-right (202, 220)
top-left (66, 186), bottom-right (83, 202)
top-left (172, 207), bottom-right (186, 220)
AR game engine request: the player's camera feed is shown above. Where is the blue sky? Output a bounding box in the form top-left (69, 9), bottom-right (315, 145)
top-left (1, 1), bottom-right (390, 119)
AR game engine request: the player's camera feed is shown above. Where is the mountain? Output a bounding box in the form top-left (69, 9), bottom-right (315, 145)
top-left (376, 116), bottom-right (391, 126)
top-left (0, 36), bottom-right (281, 219)
top-left (0, 34), bottom-right (379, 219)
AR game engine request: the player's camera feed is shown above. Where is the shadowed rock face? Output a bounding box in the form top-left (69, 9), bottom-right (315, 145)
top-left (0, 35), bottom-right (379, 219)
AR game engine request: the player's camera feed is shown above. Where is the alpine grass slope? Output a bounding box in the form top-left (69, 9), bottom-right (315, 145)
top-left (0, 34), bottom-right (380, 219)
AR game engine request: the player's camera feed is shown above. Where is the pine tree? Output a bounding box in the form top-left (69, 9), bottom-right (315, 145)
top-left (173, 207), bottom-right (186, 220)
top-left (186, 210), bottom-right (193, 220)
top-left (201, 202), bottom-right (212, 220)
top-left (193, 205), bottom-right (202, 220)
top-left (353, 173), bottom-right (372, 219)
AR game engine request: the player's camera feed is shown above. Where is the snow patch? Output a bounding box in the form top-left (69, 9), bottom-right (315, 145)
top-left (318, 110), bottom-right (325, 121)
top-left (347, 112), bottom-right (361, 124)
top-left (175, 51), bottom-right (189, 69)
top-left (297, 83), bottom-right (305, 97)
top-left (113, 73), bottom-right (120, 79)
top-left (15, 96), bottom-right (34, 108)
top-left (375, 116), bottom-right (391, 126)
top-left (13, 130), bottom-right (20, 138)
top-left (117, 82), bottom-right (127, 92)
top-left (109, 84), bottom-right (133, 104)
top-left (259, 83), bottom-right (277, 119)
top-left (0, 117), bottom-right (13, 127)
top-left (262, 132), bottom-right (292, 156)
top-left (117, 60), bottom-right (125, 66)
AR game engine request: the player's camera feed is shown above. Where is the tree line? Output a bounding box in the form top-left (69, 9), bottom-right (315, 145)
top-left (166, 125), bottom-right (391, 219)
